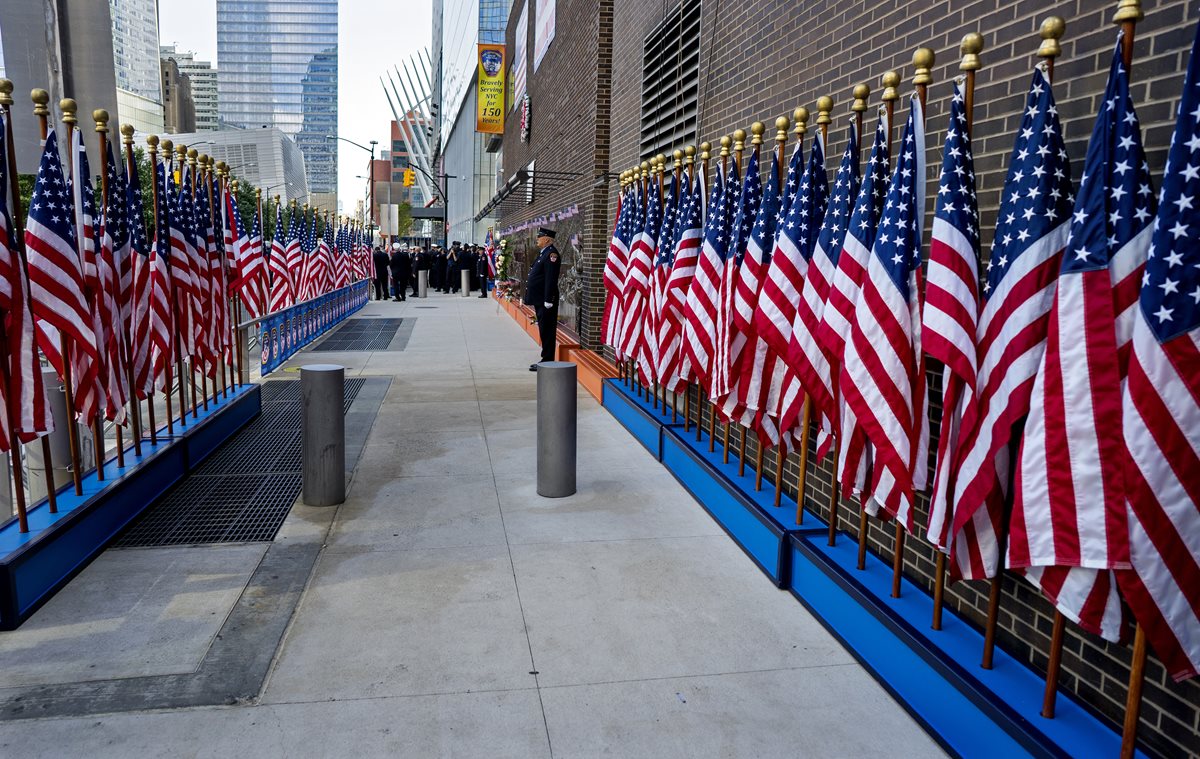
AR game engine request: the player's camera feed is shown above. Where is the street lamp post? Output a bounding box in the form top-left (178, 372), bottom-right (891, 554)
top-left (326, 135), bottom-right (378, 239)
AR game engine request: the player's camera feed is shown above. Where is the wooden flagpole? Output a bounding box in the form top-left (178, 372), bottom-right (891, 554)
top-left (775, 108), bottom-right (806, 510)
top-left (177, 144), bottom-right (200, 420)
top-left (722, 128), bottom-right (749, 465)
top-left (932, 33), bottom-right (984, 630)
top-left (161, 140), bottom-right (190, 430)
top-left (757, 115), bottom-right (789, 494)
top-left (116, 124), bottom-right (144, 455)
top-left (707, 137), bottom-right (731, 453)
top-left (827, 84), bottom-right (870, 547)
top-left (982, 18), bottom-right (1063, 669)
top-left (2, 81), bottom-right (58, 516)
top-left (890, 48), bottom-right (934, 600)
top-left (202, 155), bottom-right (228, 401)
top-left (794, 96), bottom-right (833, 526)
top-left (146, 136), bottom-right (175, 439)
top-left (188, 148), bottom-right (210, 413)
top-left (48, 96), bottom-right (85, 494)
top-left (123, 126), bottom-right (156, 446)
top-left (93, 110), bottom-right (126, 470)
top-left (857, 71), bottom-right (899, 571)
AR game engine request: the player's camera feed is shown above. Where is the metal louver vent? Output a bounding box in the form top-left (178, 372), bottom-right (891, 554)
top-left (639, 0), bottom-right (702, 160)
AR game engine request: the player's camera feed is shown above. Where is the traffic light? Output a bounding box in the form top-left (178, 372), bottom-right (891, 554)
top-left (402, 168), bottom-right (415, 187)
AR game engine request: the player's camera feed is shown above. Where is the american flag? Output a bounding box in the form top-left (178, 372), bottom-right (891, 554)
top-left (484, 227), bottom-right (498, 278)
top-left (1114, 21), bottom-right (1200, 681)
top-left (647, 172), bottom-right (680, 383)
top-left (147, 159), bottom-right (176, 394)
top-left (821, 111), bottom-right (890, 495)
top-left (841, 96), bottom-right (928, 530)
top-left (192, 169), bottom-right (221, 374)
top-left (165, 163), bottom-right (197, 359)
top-left (788, 124), bottom-right (860, 457)
top-left (232, 191), bottom-right (266, 319)
top-left (683, 159), bottom-right (734, 396)
top-left (104, 143), bottom-right (133, 332)
top-left (269, 202), bottom-right (294, 311)
top-left (756, 134), bottom-right (828, 438)
top-left (25, 129), bottom-right (98, 418)
top-left (713, 147), bottom-right (762, 411)
top-left (736, 138), bottom-right (805, 446)
top-left (1013, 40), bottom-right (1151, 584)
top-left (0, 111), bottom-right (52, 445)
top-left (659, 168), bottom-right (702, 391)
top-left (950, 67), bottom-right (1074, 581)
top-left (96, 140), bottom-right (129, 424)
top-left (316, 221), bottom-right (334, 295)
top-left (620, 179), bottom-right (660, 383)
top-left (68, 131), bottom-right (103, 426)
top-left (126, 153), bottom-right (156, 399)
top-left (723, 146), bottom-right (782, 429)
top-left (603, 186), bottom-right (634, 357)
top-left (285, 207), bottom-right (304, 301)
top-left (924, 83), bottom-right (981, 552)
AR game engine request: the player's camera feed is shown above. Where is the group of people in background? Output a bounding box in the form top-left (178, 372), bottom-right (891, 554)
top-left (371, 241), bottom-right (492, 302)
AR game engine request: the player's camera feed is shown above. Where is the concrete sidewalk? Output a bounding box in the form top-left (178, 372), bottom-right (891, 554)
top-left (0, 293), bottom-right (943, 758)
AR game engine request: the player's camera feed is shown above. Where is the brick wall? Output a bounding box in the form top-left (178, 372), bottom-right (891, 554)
top-left (498, 0), bottom-right (1200, 754)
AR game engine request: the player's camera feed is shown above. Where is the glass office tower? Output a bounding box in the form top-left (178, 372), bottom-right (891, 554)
top-left (216, 0), bottom-right (338, 194)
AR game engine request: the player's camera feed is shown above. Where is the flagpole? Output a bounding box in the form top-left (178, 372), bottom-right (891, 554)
top-left (827, 84), bottom-right (870, 547)
top-left (52, 97), bottom-right (87, 493)
top-left (233, 179), bottom-right (248, 389)
top-left (776, 108), bottom-right (807, 510)
top-left (858, 71), bottom-right (899, 571)
top-left (202, 155), bottom-right (228, 400)
top-left (755, 116), bottom-right (788, 493)
top-left (186, 148), bottom-right (210, 413)
top-left (115, 124), bottom-right (145, 456)
top-left (94, 110), bottom-right (127, 469)
top-left (653, 154), bottom-right (665, 413)
top-left (161, 140), bottom-right (190, 431)
top-left (981, 18), bottom-right (1064, 670)
top-left (793, 96), bottom-right (833, 526)
top-left (177, 144), bottom-right (200, 420)
top-left (0, 81), bottom-right (31, 527)
top-left (722, 129), bottom-right (747, 465)
top-left (887, 49), bottom-right (933, 599)
top-left (689, 143), bottom-right (710, 437)
top-left (737, 125), bottom-right (764, 476)
top-left (669, 149), bottom-right (683, 423)
top-left (147, 136), bottom-right (175, 439)
top-left (222, 164), bottom-right (241, 390)
top-left (123, 126), bottom-right (156, 446)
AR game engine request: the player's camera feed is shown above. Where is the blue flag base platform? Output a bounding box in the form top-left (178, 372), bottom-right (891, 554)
top-left (0, 383), bottom-right (261, 630)
top-left (600, 377), bottom-right (1137, 758)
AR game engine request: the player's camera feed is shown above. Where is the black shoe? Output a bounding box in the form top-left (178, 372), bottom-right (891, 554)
top-left (529, 363), bottom-right (538, 372)
top-left (393, 297), bottom-right (401, 301)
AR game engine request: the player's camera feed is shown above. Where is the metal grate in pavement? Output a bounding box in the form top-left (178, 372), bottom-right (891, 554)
top-left (310, 318), bottom-right (404, 352)
top-left (114, 378), bottom-right (366, 548)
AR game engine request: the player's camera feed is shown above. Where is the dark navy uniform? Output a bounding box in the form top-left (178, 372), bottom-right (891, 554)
top-left (523, 229), bottom-right (561, 366)
top-left (372, 248), bottom-right (390, 300)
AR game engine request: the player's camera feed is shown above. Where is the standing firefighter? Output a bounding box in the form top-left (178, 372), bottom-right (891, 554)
top-left (524, 228), bottom-right (561, 370)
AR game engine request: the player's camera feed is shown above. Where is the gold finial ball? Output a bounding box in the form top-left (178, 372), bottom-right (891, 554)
top-left (685, 145), bottom-right (696, 157)
top-left (699, 141), bottom-right (711, 153)
top-left (160, 139), bottom-right (173, 153)
top-left (960, 33), bottom-right (984, 71)
top-left (775, 115), bottom-right (790, 131)
top-left (816, 95), bottom-right (833, 113)
top-left (733, 128), bottom-right (747, 142)
top-left (672, 148), bottom-right (683, 160)
top-left (31, 88), bottom-right (49, 106)
top-left (912, 47), bottom-right (935, 70)
top-left (146, 134), bottom-right (159, 148)
top-left (1040, 15), bottom-right (1066, 40)
top-left (881, 70), bottom-right (900, 101)
top-left (853, 83), bottom-right (870, 100)
top-left (60, 98), bottom-right (77, 118)
top-left (0, 79), bottom-right (11, 97)
top-left (751, 121), bottom-right (765, 136)
top-left (719, 135), bottom-right (732, 148)
top-left (793, 107), bottom-right (809, 124)
top-left (655, 153), bottom-right (666, 165)
top-left (640, 160), bottom-right (649, 170)
top-left (93, 108), bottom-right (108, 124)
top-left (120, 123), bottom-right (134, 138)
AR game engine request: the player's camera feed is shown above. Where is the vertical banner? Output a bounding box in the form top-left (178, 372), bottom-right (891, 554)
top-left (511, 2), bottom-right (528, 109)
top-left (476, 44), bottom-right (506, 134)
top-left (533, 0), bottom-right (555, 71)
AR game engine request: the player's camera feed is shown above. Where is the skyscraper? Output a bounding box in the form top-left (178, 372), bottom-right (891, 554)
top-left (216, 0), bottom-right (338, 195)
top-left (161, 46), bottom-right (219, 132)
top-left (109, 0), bottom-right (164, 133)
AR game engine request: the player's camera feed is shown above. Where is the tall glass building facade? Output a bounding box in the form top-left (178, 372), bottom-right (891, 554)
top-left (216, 0), bottom-right (338, 194)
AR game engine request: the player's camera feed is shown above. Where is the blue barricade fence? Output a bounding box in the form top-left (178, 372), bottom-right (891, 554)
top-left (259, 280), bottom-right (370, 375)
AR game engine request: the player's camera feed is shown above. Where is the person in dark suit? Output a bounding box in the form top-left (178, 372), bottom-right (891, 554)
top-left (372, 246), bottom-right (390, 300)
top-left (447, 242), bottom-right (462, 293)
top-left (389, 243), bottom-right (411, 301)
top-left (432, 247), bottom-right (447, 291)
top-left (523, 228), bottom-right (561, 370)
top-left (476, 245), bottom-right (490, 298)
top-left (409, 249), bottom-right (420, 297)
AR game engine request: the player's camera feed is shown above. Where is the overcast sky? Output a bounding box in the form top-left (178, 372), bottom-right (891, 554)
top-left (158, 0), bottom-right (434, 212)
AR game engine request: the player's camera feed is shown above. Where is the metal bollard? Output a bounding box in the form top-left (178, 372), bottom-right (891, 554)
top-left (26, 368), bottom-right (73, 503)
top-left (536, 361), bottom-right (577, 497)
top-left (460, 269), bottom-right (471, 297)
top-left (418, 269), bottom-right (429, 298)
top-left (301, 364), bottom-right (345, 506)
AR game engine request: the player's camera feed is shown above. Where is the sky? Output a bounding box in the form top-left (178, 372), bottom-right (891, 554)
top-left (158, 0), bottom-right (434, 212)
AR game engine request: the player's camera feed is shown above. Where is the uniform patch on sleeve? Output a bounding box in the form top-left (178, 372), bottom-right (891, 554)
top-left (549, 252), bottom-right (558, 263)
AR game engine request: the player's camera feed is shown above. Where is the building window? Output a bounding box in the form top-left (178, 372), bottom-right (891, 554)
top-left (639, 0), bottom-right (701, 160)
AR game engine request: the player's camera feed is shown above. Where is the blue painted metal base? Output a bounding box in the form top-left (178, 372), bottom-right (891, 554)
top-left (0, 383), bottom-right (262, 630)
top-left (599, 377), bottom-right (1135, 758)
top-left (788, 534), bottom-right (1142, 759)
